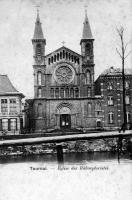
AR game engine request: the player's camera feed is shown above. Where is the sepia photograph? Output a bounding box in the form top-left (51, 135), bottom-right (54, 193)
top-left (0, 0), bottom-right (132, 199)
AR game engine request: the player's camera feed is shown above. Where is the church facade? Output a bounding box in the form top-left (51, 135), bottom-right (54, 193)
top-left (27, 11), bottom-right (103, 132)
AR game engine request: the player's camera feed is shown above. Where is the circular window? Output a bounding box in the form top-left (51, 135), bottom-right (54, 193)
top-left (54, 64), bottom-right (74, 84)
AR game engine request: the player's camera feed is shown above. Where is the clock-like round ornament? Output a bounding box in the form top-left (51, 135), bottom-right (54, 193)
top-left (55, 65), bottom-right (74, 84)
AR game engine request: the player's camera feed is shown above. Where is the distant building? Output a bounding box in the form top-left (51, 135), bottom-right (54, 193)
top-left (0, 75), bottom-right (25, 135)
top-left (26, 10), bottom-right (103, 133)
top-left (95, 66), bottom-right (132, 130)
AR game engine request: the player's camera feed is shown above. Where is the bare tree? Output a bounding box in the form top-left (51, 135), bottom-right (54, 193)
top-left (116, 26), bottom-right (132, 131)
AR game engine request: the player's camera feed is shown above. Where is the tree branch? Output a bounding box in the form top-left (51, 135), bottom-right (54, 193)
top-left (116, 48), bottom-right (122, 58)
top-left (124, 50), bottom-right (132, 59)
top-left (124, 41), bottom-right (129, 53)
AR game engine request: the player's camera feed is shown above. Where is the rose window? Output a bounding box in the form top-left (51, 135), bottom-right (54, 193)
top-left (55, 66), bottom-right (73, 84)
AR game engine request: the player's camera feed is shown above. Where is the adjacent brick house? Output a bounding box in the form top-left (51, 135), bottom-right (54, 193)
top-left (0, 75), bottom-right (24, 135)
top-left (26, 11), bottom-right (103, 132)
top-left (95, 66), bottom-right (132, 130)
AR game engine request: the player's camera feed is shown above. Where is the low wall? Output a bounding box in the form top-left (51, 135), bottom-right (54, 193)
top-left (0, 138), bottom-right (130, 156)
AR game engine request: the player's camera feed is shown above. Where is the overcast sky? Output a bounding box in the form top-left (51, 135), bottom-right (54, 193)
top-left (0, 0), bottom-right (132, 98)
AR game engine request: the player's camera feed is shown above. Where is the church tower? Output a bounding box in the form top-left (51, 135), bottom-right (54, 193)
top-left (32, 11), bottom-right (46, 98)
top-left (80, 10), bottom-right (95, 96)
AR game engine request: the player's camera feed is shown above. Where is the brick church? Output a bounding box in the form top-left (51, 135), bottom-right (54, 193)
top-left (26, 10), bottom-right (104, 132)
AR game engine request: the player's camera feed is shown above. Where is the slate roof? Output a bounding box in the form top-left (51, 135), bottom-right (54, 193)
top-left (82, 11), bottom-right (93, 40)
top-left (101, 66), bottom-right (132, 76)
top-left (33, 12), bottom-right (44, 40)
top-left (0, 75), bottom-right (24, 97)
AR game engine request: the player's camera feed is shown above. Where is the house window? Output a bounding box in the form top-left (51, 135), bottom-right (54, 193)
top-left (1, 99), bottom-right (8, 113)
top-left (108, 96), bottom-right (114, 105)
top-left (107, 83), bottom-right (113, 90)
top-left (125, 95), bottom-right (130, 105)
top-left (126, 112), bottom-right (131, 123)
top-left (117, 82), bottom-right (120, 90)
top-left (10, 99), bottom-right (17, 113)
top-left (125, 81), bottom-right (130, 89)
top-left (37, 72), bottom-right (42, 85)
top-left (10, 119), bottom-right (16, 130)
top-left (2, 119), bottom-right (8, 130)
top-left (38, 88), bottom-right (42, 98)
top-left (108, 112), bottom-right (114, 124)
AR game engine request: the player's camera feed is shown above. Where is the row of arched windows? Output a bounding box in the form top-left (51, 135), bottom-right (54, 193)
top-left (48, 50), bottom-right (80, 65)
top-left (36, 70), bottom-right (92, 86)
top-left (50, 87), bottom-right (79, 98)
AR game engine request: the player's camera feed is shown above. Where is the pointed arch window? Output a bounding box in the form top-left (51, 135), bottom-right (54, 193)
top-left (50, 88), bottom-right (54, 98)
top-left (87, 87), bottom-right (91, 97)
top-left (85, 71), bottom-right (91, 84)
top-left (60, 88), bottom-right (64, 98)
top-left (75, 88), bottom-right (79, 97)
top-left (36, 44), bottom-right (42, 60)
top-left (65, 88), bottom-right (69, 98)
top-left (85, 43), bottom-right (91, 55)
top-left (55, 88), bottom-right (59, 98)
top-left (37, 71), bottom-right (42, 85)
top-left (37, 103), bottom-right (43, 117)
top-left (70, 88), bottom-right (74, 98)
top-left (95, 102), bottom-right (101, 111)
top-left (87, 102), bottom-right (92, 116)
top-left (38, 88), bottom-right (42, 98)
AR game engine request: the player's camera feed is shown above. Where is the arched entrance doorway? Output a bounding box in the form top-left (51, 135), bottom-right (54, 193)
top-left (59, 107), bottom-right (71, 129)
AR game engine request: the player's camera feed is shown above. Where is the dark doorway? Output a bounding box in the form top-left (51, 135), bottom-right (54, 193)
top-left (60, 114), bottom-right (71, 129)
top-left (97, 121), bottom-right (101, 128)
